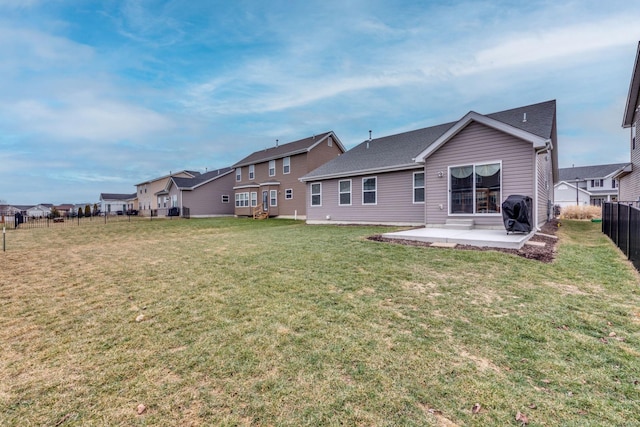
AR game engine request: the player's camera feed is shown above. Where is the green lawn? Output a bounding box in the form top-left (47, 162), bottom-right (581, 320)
top-left (1, 218), bottom-right (639, 426)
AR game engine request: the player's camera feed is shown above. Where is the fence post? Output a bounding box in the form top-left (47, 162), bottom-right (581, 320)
top-left (617, 202), bottom-right (621, 245)
top-left (628, 203), bottom-right (632, 260)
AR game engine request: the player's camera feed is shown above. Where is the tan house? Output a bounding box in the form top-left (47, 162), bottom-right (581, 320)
top-left (617, 41), bottom-right (640, 203)
top-left (232, 131), bottom-right (345, 219)
top-left (135, 170), bottom-right (199, 216)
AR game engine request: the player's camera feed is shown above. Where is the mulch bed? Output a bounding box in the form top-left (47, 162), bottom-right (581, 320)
top-left (368, 219), bottom-right (560, 263)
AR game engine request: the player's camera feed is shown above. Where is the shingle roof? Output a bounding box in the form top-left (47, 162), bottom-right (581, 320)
top-left (232, 131), bottom-right (344, 168)
top-left (558, 163), bottom-right (629, 181)
top-left (100, 193), bottom-right (137, 201)
top-left (135, 170), bottom-right (200, 186)
top-left (302, 100), bottom-right (556, 181)
top-left (171, 167), bottom-right (233, 190)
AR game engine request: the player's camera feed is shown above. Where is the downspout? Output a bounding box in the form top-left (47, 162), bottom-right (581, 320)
top-left (534, 150), bottom-right (539, 231)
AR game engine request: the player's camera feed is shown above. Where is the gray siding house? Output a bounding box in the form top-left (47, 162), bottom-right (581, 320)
top-left (617, 41), bottom-right (640, 203)
top-left (301, 100), bottom-right (558, 229)
top-left (232, 131), bottom-right (345, 219)
top-left (158, 167), bottom-right (235, 217)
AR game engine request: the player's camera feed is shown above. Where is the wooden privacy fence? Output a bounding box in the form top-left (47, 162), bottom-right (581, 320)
top-left (602, 202), bottom-right (640, 271)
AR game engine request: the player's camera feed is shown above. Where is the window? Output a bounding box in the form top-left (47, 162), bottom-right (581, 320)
top-left (362, 177), bottom-right (377, 205)
top-left (592, 179), bottom-right (603, 188)
top-left (285, 189), bottom-right (293, 199)
top-left (249, 165), bottom-right (255, 180)
top-left (450, 163), bottom-right (501, 214)
top-left (612, 179), bottom-right (617, 189)
top-left (235, 192), bottom-right (249, 207)
top-left (270, 190), bottom-right (277, 207)
top-left (328, 137), bottom-right (333, 147)
top-left (339, 180), bottom-right (351, 205)
top-left (311, 183), bottom-right (322, 206)
top-left (250, 192), bottom-right (257, 207)
top-left (236, 167), bottom-right (241, 182)
top-left (413, 172), bottom-right (425, 203)
top-left (221, 195), bottom-right (230, 203)
top-left (269, 160), bottom-right (276, 176)
top-left (283, 157), bottom-right (290, 174)
top-left (157, 196), bottom-right (161, 208)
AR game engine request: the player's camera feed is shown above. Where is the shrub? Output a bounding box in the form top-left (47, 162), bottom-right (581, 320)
top-left (559, 205), bottom-right (601, 220)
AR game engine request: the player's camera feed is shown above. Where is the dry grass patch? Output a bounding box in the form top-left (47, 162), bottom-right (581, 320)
top-left (1, 218), bottom-right (639, 425)
top-left (559, 205), bottom-right (602, 220)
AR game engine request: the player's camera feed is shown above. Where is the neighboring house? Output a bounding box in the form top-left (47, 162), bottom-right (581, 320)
top-left (0, 204), bottom-right (23, 215)
top-left (301, 100), bottom-right (558, 229)
top-left (618, 41), bottom-right (640, 203)
top-left (136, 170), bottom-right (200, 216)
top-left (55, 204), bottom-right (75, 217)
top-left (232, 131), bottom-right (345, 219)
top-left (554, 181), bottom-right (591, 208)
top-left (27, 204), bottom-right (52, 218)
top-left (100, 193), bottom-right (137, 215)
top-left (157, 167), bottom-right (235, 217)
top-left (555, 163), bottom-right (628, 207)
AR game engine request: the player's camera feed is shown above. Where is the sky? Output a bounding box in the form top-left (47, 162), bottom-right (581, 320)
top-left (1, 0), bottom-right (640, 205)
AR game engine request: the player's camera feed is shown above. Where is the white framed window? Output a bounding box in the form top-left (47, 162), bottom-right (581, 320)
top-left (413, 172), bottom-right (425, 203)
top-left (250, 192), bottom-right (257, 207)
top-left (157, 196), bottom-right (161, 208)
top-left (449, 162), bottom-right (501, 214)
top-left (311, 183), bottom-right (322, 206)
top-left (269, 160), bottom-right (276, 177)
top-left (221, 195), bottom-right (230, 203)
top-left (283, 157), bottom-right (290, 174)
top-left (328, 137), bottom-right (333, 147)
top-left (236, 167), bottom-right (241, 182)
top-left (249, 165), bottom-right (255, 180)
top-left (270, 190), bottom-right (277, 207)
top-left (362, 177), bottom-right (377, 205)
top-left (235, 192), bottom-right (249, 207)
top-left (285, 188), bottom-right (293, 199)
top-left (612, 179), bottom-right (617, 189)
top-left (339, 179), bottom-right (351, 206)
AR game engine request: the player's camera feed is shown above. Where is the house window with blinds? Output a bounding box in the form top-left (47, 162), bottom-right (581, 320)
top-left (450, 163), bottom-right (501, 214)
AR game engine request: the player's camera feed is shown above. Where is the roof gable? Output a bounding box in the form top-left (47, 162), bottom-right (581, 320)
top-left (169, 167), bottom-right (234, 191)
top-left (623, 41), bottom-right (640, 127)
top-left (414, 110), bottom-right (550, 162)
top-left (233, 131), bottom-right (345, 168)
top-left (135, 170), bottom-right (200, 186)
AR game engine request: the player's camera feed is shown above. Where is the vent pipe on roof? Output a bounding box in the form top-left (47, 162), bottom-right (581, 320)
top-left (522, 113), bottom-right (527, 123)
top-left (276, 139), bottom-right (279, 147)
top-left (369, 130), bottom-right (372, 140)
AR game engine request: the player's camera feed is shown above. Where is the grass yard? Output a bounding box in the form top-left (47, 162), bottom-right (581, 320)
top-left (1, 218), bottom-right (639, 426)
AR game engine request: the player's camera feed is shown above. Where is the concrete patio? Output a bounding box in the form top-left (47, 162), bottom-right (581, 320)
top-left (381, 227), bottom-right (534, 249)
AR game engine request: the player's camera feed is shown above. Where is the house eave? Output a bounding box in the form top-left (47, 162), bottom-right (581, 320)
top-left (300, 163), bottom-right (422, 182)
top-left (623, 41), bottom-right (640, 128)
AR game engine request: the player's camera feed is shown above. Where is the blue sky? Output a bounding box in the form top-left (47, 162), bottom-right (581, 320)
top-left (1, 0), bottom-right (640, 205)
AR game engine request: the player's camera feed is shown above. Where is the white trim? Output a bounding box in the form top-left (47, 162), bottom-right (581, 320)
top-left (249, 164), bottom-right (255, 180)
top-left (233, 184), bottom-right (260, 190)
top-left (285, 188), bottom-right (293, 200)
top-left (338, 179), bottom-right (352, 206)
top-left (448, 161), bottom-right (502, 216)
top-left (414, 112), bottom-right (549, 162)
top-left (221, 195), bottom-right (230, 203)
top-left (413, 171), bottom-right (425, 204)
top-left (268, 159), bottom-right (276, 177)
top-left (236, 167), bottom-right (242, 182)
top-left (283, 156), bottom-right (291, 174)
top-left (310, 182), bottom-right (322, 207)
top-left (300, 163), bottom-right (420, 182)
top-left (270, 189), bottom-right (278, 207)
top-left (362, 176), bottom-right (377, 205)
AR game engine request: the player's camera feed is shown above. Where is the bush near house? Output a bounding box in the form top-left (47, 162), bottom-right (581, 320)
top-left (559, 204), bottom-right (601, 220)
